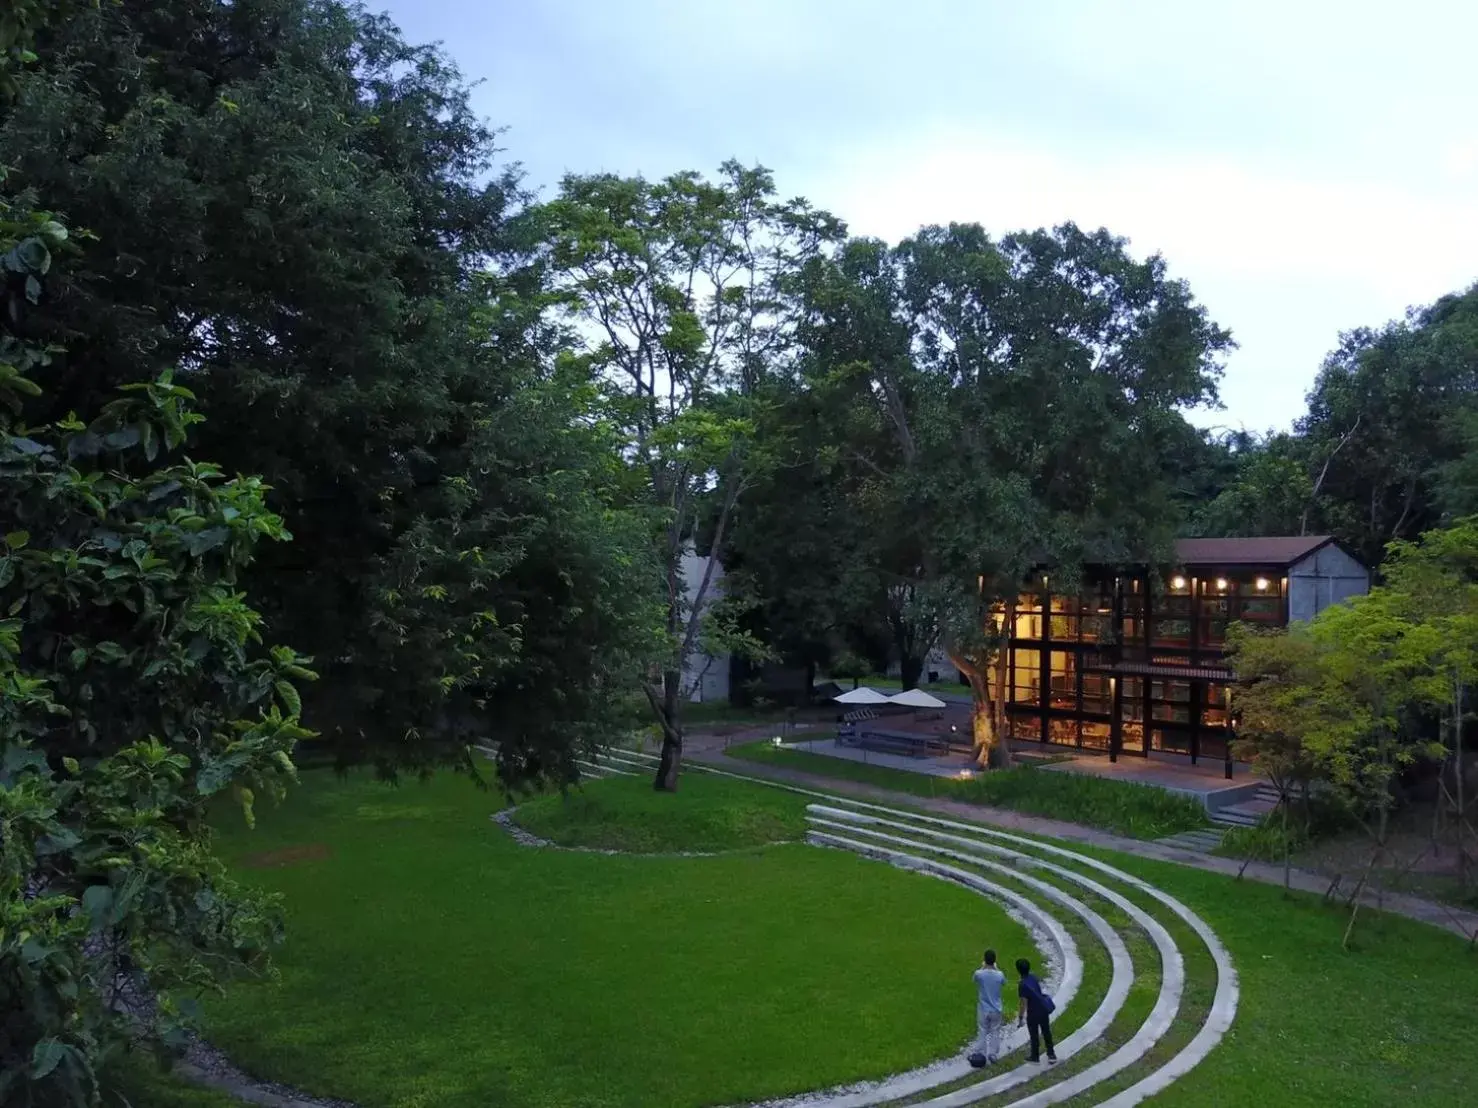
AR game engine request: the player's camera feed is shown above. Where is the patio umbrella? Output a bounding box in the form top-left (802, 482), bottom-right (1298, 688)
top-left (888, 688), bottom-right (948, 709)
top-left (833, 686), bottom-right (891, 705)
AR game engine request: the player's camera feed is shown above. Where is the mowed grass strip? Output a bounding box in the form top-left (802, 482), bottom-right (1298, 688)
top-left (1056, 844), bottom-right (1478, 1107)
top-left (513, 771), bottom-right (804, 852)
top-left (727, 741), bottom-right (1210, 839)
top-left (102, 1051), bottom-right (246, 1108)
top-left (197, 770), bottom-right (1037, 1108)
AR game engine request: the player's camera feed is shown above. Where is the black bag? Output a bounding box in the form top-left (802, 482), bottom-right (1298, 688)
top-left (968, 1052), bottom-right (989, 1069)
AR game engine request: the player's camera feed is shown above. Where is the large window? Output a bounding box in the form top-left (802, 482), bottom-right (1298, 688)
top-left (1049, 651), bottom-right (1076, 709)
top-left (1081, 673), bottom-right (1112, 715)
top-left (1152, 577), bottom-right (1193, 649)
top-left (1011, 647), bottom-right (1042, 705)
top-left (1202, 682), bottom-right (1232, 729)
top-left (1150, 679), bottom-right (1191, 724)
top-left (1008, 712), bottom-right (1043, 741)
top-left (1048, 717), bottom-right (1079, 747)
top-left (1081, 720), bottom-right (1111, 751)
top-left (1015, 592), bottom-right (1044, 640)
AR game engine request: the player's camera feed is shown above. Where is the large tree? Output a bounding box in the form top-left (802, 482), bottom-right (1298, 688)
top-left (1296, 285), bottom-right (1478, 565)
top-left (2, 0), bottom-right (661, 786)
top-left (540, 162), bottom-right (843, 789)
top-left (794, 224), bottom-right (1230, 763)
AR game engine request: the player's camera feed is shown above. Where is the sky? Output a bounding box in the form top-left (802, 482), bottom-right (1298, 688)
top-left (382, 0), bottom-right (1478, 433)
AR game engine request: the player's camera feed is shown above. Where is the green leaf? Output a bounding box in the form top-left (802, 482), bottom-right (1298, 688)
top-left (5, 530), bottom-right (29, 549)
top-left (36, 828), bottom-right (83, 855)
top-left (82, 884), bottom-right (114, 929)
top-left (30, 1038), bottom-right (67, 1080)
top-left (275, 679), bottom-right (302, 717)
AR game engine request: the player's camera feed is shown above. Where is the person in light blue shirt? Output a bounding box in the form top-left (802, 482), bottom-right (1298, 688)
top-left (971, 948), bottom-right (1007, 1064)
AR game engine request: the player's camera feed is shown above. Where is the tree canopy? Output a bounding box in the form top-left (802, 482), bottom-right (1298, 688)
top-left (2, 0), bottom-right (661, 785)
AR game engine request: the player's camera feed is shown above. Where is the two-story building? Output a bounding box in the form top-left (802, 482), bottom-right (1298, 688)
top-left (1005, 535), bottom-right (1370, 764)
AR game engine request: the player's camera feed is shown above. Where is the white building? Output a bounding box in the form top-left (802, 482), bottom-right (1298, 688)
top-left (678, 546), bottom-right (731, 703)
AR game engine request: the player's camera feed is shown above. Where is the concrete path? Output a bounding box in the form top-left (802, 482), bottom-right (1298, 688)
top-left (684, 738), bottom-right (1478, 942)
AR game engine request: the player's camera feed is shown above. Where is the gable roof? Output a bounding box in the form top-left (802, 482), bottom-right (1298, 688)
top-left (1173, 535), bottom-right (1339, 568)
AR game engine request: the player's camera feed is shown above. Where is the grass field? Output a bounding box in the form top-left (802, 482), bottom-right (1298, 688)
top-left (513, 771), bottom-right (805, 852)
top-left (727, 740), bottom-right (1211, 840)
top-left (152, 770), bottom-right (1032, 1108)
top-left (103, 762), bottom-right (1478, 1108)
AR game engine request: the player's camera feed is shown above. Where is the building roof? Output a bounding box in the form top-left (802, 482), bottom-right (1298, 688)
top-left (1173, 535), bottom-right (1337, 569)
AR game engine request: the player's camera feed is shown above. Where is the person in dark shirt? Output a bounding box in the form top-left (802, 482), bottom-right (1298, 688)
top-left (1014, 957), bottom-right (1057, 1064)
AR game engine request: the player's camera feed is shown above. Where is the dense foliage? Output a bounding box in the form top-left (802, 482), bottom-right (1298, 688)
top-left (539, 162), bottom-right (843, 788)
top-left (1192, 285), bottom-right (1478, 563)
top-left (727, 224), bottom-right (1231, 760)
top-left (1228, 521), bottom-right (1478, 933)
top-left (2, 0), bottom-right (661, 784)
top-left (0, 186), bottom-right (311, 1103)
top-left (6, 0), bottom-right (1478, 1101)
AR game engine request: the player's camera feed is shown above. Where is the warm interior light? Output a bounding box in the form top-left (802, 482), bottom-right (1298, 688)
top-left (1215, 578), bottom-right (1229, 592)
top-left (1171, 575), bottom-right (1187, 590)
top-left (1255, 577), bottom-right (1270, 591)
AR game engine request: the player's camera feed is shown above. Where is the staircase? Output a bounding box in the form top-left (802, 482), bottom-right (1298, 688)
top-left (1208, 783), bottom-right (1281, 829)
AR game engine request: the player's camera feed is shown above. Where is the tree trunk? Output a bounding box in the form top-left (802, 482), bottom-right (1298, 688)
top-left (1456, 676), bottom-right (1468, 894)
top-left (648, 670), bottom-right (684, 793)
top-left (1282, 793), bottom-right (1292, 894)
top-left (654, 734), bottom-right (683, 792)
top-left (991, 633), bottom-right (1012, 765)
top-left (899, 653), bottom-right (924, 692)
top-left (970, 691), bottom-right (996, 768)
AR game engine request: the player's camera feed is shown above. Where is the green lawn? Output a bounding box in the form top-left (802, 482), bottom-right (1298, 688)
top-left (513, 771), bottom-right (805, 852)
top-left (1058, 845), bottom-right (1478, 1107)
top-left (727, 740), bottom-right (1210, 840)
top-left (180, 770), bottom-right (1034, 1108)
top-left (101, 762), bottom-right (1478, 1108)
top-left (103, 1052), bottom-right (244, 1108)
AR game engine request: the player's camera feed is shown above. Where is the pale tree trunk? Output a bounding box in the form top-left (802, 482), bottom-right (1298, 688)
top-left (948, 628), bottom-right (1013, 769)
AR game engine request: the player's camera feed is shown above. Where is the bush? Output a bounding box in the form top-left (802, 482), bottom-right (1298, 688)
top-left (0, 190), bottom-right (312, 1107)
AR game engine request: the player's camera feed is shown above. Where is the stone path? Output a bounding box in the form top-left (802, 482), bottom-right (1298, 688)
top-left (682, 740), bottom-right (1478, 942)
top-left (601, 747), bottom-right (1236, 1106)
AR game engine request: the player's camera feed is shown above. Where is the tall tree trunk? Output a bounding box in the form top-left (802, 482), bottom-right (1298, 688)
top-left (648, 670), bottom-right (684, 792)
top-left (951, 654), bottom-right (1010, 769)
top-left (655, 734), bottom-right (682, 791)
top-left (899, 653), bottom-right (924, 692)
top-left (1282, 793), bottom-right (1292, 894)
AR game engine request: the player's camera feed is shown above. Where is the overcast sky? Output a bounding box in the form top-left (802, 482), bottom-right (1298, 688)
top-left (381, 0), bottom-right (1478, 432)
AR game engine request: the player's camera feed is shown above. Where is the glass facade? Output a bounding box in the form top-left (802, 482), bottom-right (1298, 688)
top-left (1003, 567), bottom-right (1284, 761)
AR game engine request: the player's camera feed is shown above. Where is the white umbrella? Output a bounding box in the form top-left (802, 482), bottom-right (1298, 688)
top-left (833, 686), bottom-right (891, 705)
top-left (888, 688), bottom-right (948, 709)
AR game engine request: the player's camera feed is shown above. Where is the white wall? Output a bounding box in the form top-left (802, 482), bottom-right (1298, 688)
top-left (1288, 543), bottom-right (1370, 622)
top-left (678, 547), bottom-right (730, 703)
